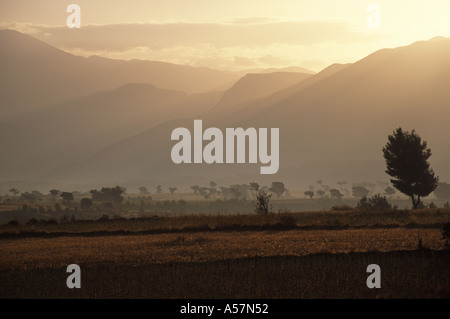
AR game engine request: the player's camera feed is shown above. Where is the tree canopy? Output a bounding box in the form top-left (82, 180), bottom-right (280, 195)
top-left (352, 186), bottom-right (370, 198)
top-left (60, 192), bottom-right (74, 202)
top-left (382, 128), bottom-right (438, 209)
top-left (304, 190), bottom-right (314, 199)
top-left (90, 186), bottom-right (126, 204)
top-left (269, 182), bottom-right (286, 198)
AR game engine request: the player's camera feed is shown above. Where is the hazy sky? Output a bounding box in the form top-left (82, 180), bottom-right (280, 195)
top-left (1, 0), bottom-right (450, 71)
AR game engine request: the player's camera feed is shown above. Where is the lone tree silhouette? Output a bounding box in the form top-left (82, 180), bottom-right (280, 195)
top-left (329, 188), bottom-right (343, 200)
top-left (352, 186), bottom-right (370, 198)
top-left (60, 192), bottom-right (74, 203)
top-left (249, 182), bottom-right (260, 192)
top-left (255, 190), bottom-right (272, 215)
top-left (382, 128), bottom-right (438, 209)
top-left (269, 182), bottom-right (286, 198)
top-left (304, 190), bottom-right (314, 199)
top-left (49, 189), bottom-right (61, 197)
top-left (9, 188), bottom-right (20, 196)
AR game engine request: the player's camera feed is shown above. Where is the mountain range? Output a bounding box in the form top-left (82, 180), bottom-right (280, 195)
top-left (1, 30), bottom-right (449, 192)
top-left (0, 30), bottom-right (238, 119)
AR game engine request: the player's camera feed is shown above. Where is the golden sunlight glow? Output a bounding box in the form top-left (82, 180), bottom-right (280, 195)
top-left (1, 0), bottom-right (450, 71)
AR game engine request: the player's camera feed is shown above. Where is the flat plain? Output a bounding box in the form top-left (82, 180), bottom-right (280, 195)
top-left (1, 209), bottom-right (449, 298)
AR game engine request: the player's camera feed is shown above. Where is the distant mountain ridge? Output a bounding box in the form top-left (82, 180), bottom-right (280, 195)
top-left (1, 30), bottom-right (450, 191)
top-left (47, 37), bottom-right (450, 188)
top-left (0, 29), bottom-right (239, 118)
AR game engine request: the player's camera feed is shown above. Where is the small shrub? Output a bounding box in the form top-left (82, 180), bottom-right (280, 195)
top-left (7, 220), bottom-right (19, 227)
top-left (444, 201), bottom-right (450, 208)
top-left (357, 194), bottom-right (391, 210)
top-left (255, 191), bottom-right (272, 215)
top-left (357, 196), bottom-right (369, 208)
top-left (428, 202), bottom-right (437, 209)
top-left (279, 213), bottom-right (297, 227)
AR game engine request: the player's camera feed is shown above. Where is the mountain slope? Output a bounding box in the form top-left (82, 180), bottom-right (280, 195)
top-left (50, 37), bottom-right (450, 187)
top-left (216, 72), bottom-right (312, 109)
top-left (0, 30), bottom-right (238, 118)
top-left (206, 63), bottom-right (350, 125)
top-left (252, 37), bottom-right (450, 163)
top-left (0, 83), bottom-right (222, 179)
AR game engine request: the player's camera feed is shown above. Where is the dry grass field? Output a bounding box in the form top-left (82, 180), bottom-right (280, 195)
top-left (1, 208), bottom-right (449, 234)
top-left (0, 228), bottom-right (446, 268)
top-left (1, 209), bottom-right (449, 298)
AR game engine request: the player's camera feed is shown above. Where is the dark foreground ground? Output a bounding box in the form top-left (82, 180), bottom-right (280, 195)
top-left (1, 249), bottom-right (449, 299)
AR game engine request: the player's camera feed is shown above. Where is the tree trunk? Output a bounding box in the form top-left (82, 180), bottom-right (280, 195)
top-left (412, 195), bottom-right (418, 209)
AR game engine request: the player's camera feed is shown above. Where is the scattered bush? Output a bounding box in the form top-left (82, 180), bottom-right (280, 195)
top-left (278, 213), bottom-right (297, 227)
top-left (357, 194), bottom-right (391, 210)
top-left (255, 191), bottom-right (272, 215)
top-left (7, 220), bottom-right (19, 227)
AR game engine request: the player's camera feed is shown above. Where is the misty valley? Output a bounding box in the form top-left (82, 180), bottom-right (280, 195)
top-left (1, 26), bottom-right (450, 300)
top-left (1, 30), bottom-right (450, 191)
